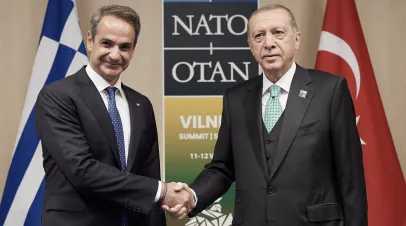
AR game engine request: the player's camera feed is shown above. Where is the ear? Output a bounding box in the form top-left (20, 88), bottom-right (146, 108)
top-left (129, 44), bottom-right (136, 60)
top-left (247, 39), bottom-right (255, 56)
top-left (86, 31), bottom-right (93, 52)
top-left (294, 31), bottom-right (301, 50)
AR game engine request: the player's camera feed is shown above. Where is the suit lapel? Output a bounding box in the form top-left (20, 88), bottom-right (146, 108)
top-left (270, 65), bottom-right (314, 180)
top-left (75, 67), bottom-right (121, 167)
top-left (123, 85), bottom-right (143, 170)
top-left (244, 76), bottom-right (269, 181)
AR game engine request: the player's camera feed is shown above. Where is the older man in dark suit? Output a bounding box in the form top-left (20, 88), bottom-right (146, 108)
top-left (165, 4), bottom-right (367, 226)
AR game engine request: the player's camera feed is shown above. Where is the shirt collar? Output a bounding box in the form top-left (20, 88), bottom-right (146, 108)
top-left (262, 62), bottom-right (296, 95)
top-left (86, 63), bottom-right (124, 97)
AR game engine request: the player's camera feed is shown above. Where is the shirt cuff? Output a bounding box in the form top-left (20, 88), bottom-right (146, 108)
top-left (154, 181), bottom-right (162, 202)
top-left (190, 188), bottom-right (198, 206)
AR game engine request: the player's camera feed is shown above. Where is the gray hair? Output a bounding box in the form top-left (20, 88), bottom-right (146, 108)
top-left (90, 5), bottom-right (141, 44)
top-left (248, 4), bottom-right (298, 33)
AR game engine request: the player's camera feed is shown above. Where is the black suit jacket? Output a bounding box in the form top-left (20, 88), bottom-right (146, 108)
top-left (190, 65), bottom-right (367, 226)
top-left (35, 66), bottom-right (166, 226)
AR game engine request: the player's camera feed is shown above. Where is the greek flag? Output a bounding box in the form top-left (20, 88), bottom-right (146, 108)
top-left (0, 0), bottom-right (87, 225)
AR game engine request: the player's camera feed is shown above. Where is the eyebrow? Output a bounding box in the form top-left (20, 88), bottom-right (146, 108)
top-left (100, 38), bottom-right (132, 47)
top-left (252, 25), bottom-right (287, 33)
top-left (100, 38), bottom-right (112, 43)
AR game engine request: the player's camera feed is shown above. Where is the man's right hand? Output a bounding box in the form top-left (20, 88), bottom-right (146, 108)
top-left (161, 182), bottom-right (195, 219)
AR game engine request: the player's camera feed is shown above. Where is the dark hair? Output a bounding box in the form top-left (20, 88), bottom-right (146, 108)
top-left (90, 5), bottom-right (141, 44)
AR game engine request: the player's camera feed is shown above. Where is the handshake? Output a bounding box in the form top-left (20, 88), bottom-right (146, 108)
top-left (159, 182), bottom-right (196, 220)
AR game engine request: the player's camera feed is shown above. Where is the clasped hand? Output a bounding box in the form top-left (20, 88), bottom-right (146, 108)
top-left (161, 182), bottom-right (195, 220)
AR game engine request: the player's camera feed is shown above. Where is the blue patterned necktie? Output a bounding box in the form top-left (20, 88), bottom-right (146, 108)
top-left (264, 85), bottom-right (283, 133)
top-left (106, 87), bottom-right (128, 226)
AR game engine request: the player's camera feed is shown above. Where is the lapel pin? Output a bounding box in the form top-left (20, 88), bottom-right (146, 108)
top-left (136, 103), bottom-right (140, 106)
top-left (298, 90), bottom-right (307, 98)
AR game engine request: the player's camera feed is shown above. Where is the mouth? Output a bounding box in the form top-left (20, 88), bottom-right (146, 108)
top-left (263, 54), bottom-right (280, 59)
top-left (103, 61), bottom-right (122, 68)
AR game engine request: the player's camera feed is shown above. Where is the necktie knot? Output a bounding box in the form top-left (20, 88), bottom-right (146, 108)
top-left (269, 85), bottom-right (281, 98)
top-left (106, 87), bottom-right (117, 98)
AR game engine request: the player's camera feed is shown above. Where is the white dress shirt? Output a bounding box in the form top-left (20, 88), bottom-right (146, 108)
top-left (262, 63), bottom-right (296, 120)
top-left (86, 64), bottom-right (161, 202)
top-left (86, 65), bottom-right (131, 161)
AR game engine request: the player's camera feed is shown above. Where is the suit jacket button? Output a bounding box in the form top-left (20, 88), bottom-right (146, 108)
top-left (268, 186), bottom-right (274, 194)
top-left (266, 140), bottom-right (271, 144)
top-left (265, 154), bottom-right (270, 160)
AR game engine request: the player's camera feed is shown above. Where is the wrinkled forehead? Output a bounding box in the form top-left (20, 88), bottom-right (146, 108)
top-left (248, 9), bottom-right (292, 32)
top-left (95, 16), bottom-right (136, 43)
top-left (97, 15), bottom-right (135, 34)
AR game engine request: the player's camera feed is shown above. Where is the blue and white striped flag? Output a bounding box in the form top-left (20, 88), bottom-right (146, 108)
top-left (0, 0), bottom-right (87, 225)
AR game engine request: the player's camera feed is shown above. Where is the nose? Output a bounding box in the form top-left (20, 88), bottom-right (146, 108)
top-left (109, 45), bottom-right (121, 61)
top-left (264, 33), bottom-right (276, 50)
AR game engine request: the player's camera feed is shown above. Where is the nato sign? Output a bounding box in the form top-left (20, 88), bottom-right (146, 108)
top-left (164, 0), bottom-right (258, 96)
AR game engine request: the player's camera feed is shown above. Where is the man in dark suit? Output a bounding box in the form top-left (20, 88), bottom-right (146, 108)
top-left (35, 5), bottom-right (193, 226)
top-left (164, 4), bottom-right (368, 226)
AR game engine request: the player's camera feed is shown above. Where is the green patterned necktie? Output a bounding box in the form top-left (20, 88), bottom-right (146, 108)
top-left (264, 85), bottom-right (283, 133)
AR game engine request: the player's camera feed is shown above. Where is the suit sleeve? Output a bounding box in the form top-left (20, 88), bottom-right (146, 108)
top-left (330, 77), bottom-right (368, 226)
top-left (141, 99), bottom-right (166, 225)
top-left (189, 89), bottom-right (235, 216)
top-left (35, 86), bottom-right (158, 215)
